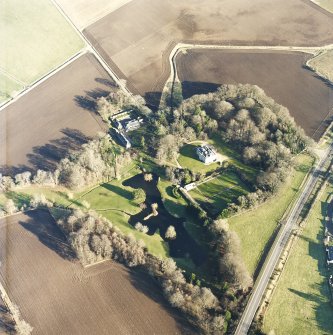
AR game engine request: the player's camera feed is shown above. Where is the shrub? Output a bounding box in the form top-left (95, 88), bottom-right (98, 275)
top-left (165, 225), bottom-right (177, 239)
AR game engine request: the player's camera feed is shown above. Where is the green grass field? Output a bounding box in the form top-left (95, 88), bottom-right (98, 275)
top-left (190, 171), bottom-right (250, 215)
top-left (314, 0), bottom-right (333, 13)
top-left (229, 153), bottom-right (314, 275)
top-left (308, 50), bottom-right (333, 83)
top-left (158, 178), bottom-right (188, 218)
top-left (0, 0), bottom-right (84, 102)
top-left (78, 178), bottom-right (169, 258)
top-left (178, 142), bottom-right (220, 174)
top-left (0, 73), bottom-right (23, 103)
top-left (263, 179), bottom-right (333, 335)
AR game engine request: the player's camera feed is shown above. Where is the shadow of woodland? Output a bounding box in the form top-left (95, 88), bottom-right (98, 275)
top-left (0, 304), bottom-right (15, 334)
top-left (27, 128), bottom-right (91, 172)
top-left (0, 77), bottom-right (115, 175)
top-left (19, 210), bottom-right (76, 261)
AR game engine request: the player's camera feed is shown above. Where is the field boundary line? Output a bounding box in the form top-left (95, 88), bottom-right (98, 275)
top-left (164, 42), bottom-right (333, 100)
top-left (0, 68), bottom-right (27, 87)
top-left (77, 0), bottom-right (134, 31)
top-left (0, 49), bottom-right (87, 112)
top-left (50, 0), bottom-right (133, 99)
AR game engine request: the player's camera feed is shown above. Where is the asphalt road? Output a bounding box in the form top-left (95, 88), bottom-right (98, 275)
top-left (234, 143), bottom-right (333, 335)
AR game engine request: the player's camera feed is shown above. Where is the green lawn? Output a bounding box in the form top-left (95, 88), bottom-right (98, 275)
top-left (78, 178), bottom-right (169, 259)
top-left (158, 178), bottom-right (188, 218)
top-left (190, 171), bottom-right (250, 215)
top-left (0, 0), bottom-right (84, 102)
top-left (0, 73), bottom-right (23, 103)
top-left (229, 153), bottom-right (314, 275)
top-left (263, 180), bottom-right (333, 335)
top-left (314, 0), bottom-right (333, 13)
top-left (178, 142), bottom-right (220, 174)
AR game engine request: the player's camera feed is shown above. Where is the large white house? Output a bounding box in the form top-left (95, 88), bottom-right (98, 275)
top-left (196, 145), bottom-right (217, 164)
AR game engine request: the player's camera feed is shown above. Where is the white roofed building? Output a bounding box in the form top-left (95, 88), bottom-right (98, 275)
top-left (196, 145), bottom-right (217, 164)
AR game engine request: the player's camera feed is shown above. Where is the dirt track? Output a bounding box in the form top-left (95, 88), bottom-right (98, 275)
top-left (0, 53), bottom-right (113, 175)
top-left (84, 0), bottom-right (333, 105)
top-left (0, 210), bottom-right (193, 335)
top-left (176, 49), bottom-right (333, 140)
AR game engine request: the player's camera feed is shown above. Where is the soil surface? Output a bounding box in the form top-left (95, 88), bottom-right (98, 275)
top-left (84, 0), bottom-right (333, 106)
top-left (0, 210), bottom-right (194, 335)
top-left (176, 49), bottom-right (333, 140)
top-left (0, 53), bottom-right (113, 175)
top-left (123, 173), bottom-right (206, 265)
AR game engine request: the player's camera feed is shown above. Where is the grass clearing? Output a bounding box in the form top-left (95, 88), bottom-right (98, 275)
top-left (0, 0), bottom-right (84, 102)
top-left (158, 178), bottom-right (188, 218)
top-left (78, 178), bottom-right (169, 259)
top-left (263, 179), bottom-right (333, 335)
top-left (229, 153), bottom-right (314, 275)
top-left (190, 171), bottom-right (250, 215)
top-left (178, 143), bottom-right (220, 174)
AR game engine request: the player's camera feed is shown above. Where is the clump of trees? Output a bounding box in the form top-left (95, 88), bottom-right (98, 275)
top-left (1, 199), bottom-right (18, 216)
top-left (132, 188), bottom-right (146, 204)
top-left (146, 256), bottom-right (225, 334)
top-left (58, 208), bottom-right (226, 334)
top-left (135, 222), bottom-right (149, 234)
top-left (96, 89), bottom-right (152, 122)
top-left (158, 84), bottom-right (311, 216)
top-left (0, 134), bottom-right (133, 192)
top-left (30, 194), bottom-right (53, 209)
top-left (149, 84), bottom-right (310, 208)
top-left (165, 225), bottom-right (177, 239)
top-left (210, 219), bottom-right (253, 291)
top-left (59, 210), bottom-right (146, 267)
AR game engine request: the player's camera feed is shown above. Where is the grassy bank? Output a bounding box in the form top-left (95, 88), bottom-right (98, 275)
top-left (229, 153), bottom-right (314, 275)
top-left (263, 179), bottom-right (333, 335)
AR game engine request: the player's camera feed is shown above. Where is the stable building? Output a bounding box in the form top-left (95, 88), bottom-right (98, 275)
top-left (196, 145), bottom-right (217, 164)
top-left (115, 130), bottom-right (131, 149)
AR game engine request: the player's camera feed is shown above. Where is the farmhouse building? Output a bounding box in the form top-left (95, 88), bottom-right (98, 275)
top-left (326, 246), bottom-right (333, 265)
top-left (196, 145), bottom-right (217, 164)
top-left (112, 114), bottom-right (143, 132)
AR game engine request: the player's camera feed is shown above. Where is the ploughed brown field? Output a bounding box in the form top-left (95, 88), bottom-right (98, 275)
top-left (176, 49), bottom-right (333, 140)
top-left (0, 53), bottom-right (113, 175)
top-left (0, 210), bottom-right (193, 335)
top-left (83, 0), bottom-right (333, 105)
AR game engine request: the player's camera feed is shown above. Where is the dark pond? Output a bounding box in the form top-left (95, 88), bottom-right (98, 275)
top-left (122, 174), bottom-right (206, 266)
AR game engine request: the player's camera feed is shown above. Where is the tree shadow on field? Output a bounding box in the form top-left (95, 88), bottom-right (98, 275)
top-left (181, 81), bottom-right (220, 99)
top-left (20, 209), bottom-right (75, 261)
top-left (95, 77), bottom-right (117, 88)
top-left (0, 303), bottom-right (15, 334)
top-left (101, 183), bottom-right (133, 200)
top-left (0, 164), bottom-right (33, 176)
top-left (290, 219), bottom-right (333, 334)
top-left (74, 87), bottom-right (110, 112)
top-left (128, 267), bottom-right (199, 335)
top-left (27, 128), bottom-right (91, 172)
